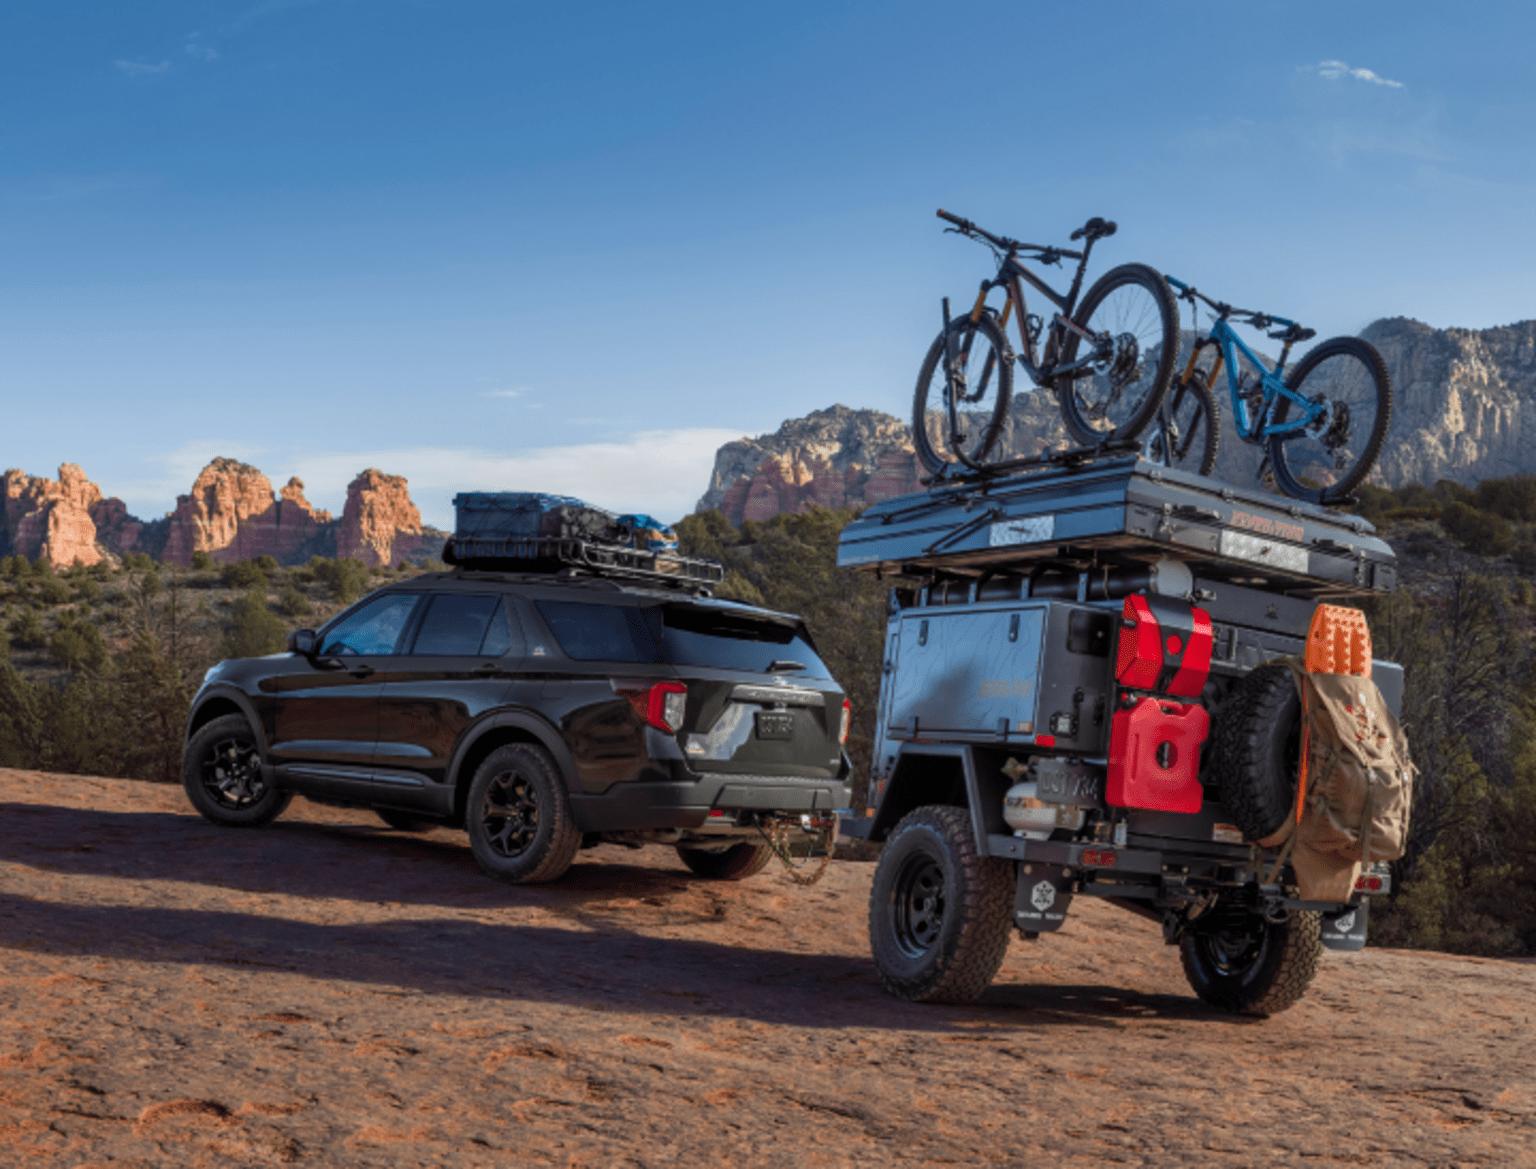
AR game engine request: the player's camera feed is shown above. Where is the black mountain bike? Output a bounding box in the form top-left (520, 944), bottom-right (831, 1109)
top-left (914, 210), bottom-right (1179, 474)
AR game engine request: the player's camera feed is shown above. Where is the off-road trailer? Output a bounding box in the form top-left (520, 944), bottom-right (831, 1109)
top-left (838, 453), bottom-right (1400, 1015)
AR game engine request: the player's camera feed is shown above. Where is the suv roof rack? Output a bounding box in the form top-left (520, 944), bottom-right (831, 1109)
top-left (444, 535), bottom-right (724, 594)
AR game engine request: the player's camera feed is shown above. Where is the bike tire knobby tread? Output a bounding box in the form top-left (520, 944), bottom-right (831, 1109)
top-left (912, 313), bottom-right (1014, 474)
top-left (1270, 335), bottom-right (1393, 504)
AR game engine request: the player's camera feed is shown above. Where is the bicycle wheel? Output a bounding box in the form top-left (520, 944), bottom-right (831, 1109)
top-left (1267, 336), bottom-right (1392, 504)
top-left (1056, 263), bottom-right (1179, 445)
top-left (912, 310), bottom-right (1014, 473)
top-left (1143, 372), bottom-right (1220, 477)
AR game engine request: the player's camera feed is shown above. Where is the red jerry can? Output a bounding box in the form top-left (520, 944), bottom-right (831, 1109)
top-left (1106, 697), bottom-right (1211, 813)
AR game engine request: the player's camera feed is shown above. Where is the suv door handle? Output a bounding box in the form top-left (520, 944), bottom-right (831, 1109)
top-left (348, 664), bottom-right (375, 678)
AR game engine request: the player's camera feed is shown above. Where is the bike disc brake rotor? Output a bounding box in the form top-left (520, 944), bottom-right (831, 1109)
top-left (1108, 332), bottom-right (1142, 387)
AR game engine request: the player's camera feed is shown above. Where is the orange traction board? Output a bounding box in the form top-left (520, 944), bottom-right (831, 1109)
top-left (1305, 604), bottom-right (1372, 678)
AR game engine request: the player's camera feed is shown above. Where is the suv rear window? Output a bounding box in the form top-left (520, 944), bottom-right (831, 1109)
top-left (657, 606), bottom-right (830, 676)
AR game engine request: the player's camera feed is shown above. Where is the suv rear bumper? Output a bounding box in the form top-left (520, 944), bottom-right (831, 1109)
top-left (568, 761), bottom-right (852, 832)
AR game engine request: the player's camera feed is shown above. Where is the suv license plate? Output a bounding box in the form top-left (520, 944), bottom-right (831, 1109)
top-left (755, 711), bottom-right (795, 740)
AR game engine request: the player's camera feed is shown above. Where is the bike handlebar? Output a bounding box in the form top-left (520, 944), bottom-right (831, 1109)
top-left (1167, 276), bottom-right (1316, 343)
top-left (935, 209), bottom-right (1084, 261)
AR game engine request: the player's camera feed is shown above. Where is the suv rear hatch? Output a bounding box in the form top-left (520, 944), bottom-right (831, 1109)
top-left (655, 602), bottom-right (847, 780)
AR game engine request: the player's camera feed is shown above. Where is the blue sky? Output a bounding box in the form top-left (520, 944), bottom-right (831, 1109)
top-left (3, 0), bottom-right (1533, 528)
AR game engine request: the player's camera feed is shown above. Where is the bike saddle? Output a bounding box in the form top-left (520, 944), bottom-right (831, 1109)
top-left (1070, 217), bottom-right (1118, 242)
top-left (1269, 324), bottom-right (1318, 343)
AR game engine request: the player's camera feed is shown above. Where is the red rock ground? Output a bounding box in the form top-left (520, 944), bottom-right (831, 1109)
top-left (1, 768), bottom-right (1534, 1167)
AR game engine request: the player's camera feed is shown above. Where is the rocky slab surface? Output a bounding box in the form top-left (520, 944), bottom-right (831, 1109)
top-left (1, 768), bottom-right (1533, 1166)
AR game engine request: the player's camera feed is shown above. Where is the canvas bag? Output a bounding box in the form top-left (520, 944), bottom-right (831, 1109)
top-left (1257, 657), bottom-right (1415, 902)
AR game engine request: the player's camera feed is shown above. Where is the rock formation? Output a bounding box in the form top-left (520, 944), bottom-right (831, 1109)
top-left (336, 469), bottom-right (437, 567)
top-left (160, 459), bottom-right (333, 566)
top-left (1, 464), bottom-right (110, 567)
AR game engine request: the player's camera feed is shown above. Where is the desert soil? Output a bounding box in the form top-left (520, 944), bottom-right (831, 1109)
top-left (1, 769), bottom-right (1534, 1167)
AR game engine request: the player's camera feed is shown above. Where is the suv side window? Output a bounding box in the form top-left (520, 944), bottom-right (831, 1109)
top-left (320, 593), bottom-right (421, 656)
top-left (409, 593), bottom-right (506, 656)
top-left (534, 599), bottom-right (662, 663)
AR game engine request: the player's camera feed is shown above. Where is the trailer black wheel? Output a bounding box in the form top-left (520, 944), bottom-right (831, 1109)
top-left (1180, 903), bottom-right (1322, 1016)
top-left (868, 805), bottom-right (1014, 1003)
top-left (1209, 661), bottom-right (1301, 843)
top-left (675, 841), bottom-right (774, 880)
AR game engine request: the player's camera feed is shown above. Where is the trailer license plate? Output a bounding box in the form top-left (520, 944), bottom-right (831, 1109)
top-left (756, 712), bottom-right (795, 740)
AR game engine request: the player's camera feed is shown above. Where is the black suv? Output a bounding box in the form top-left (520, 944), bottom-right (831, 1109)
top-left (181, 569), bottom-right (853, 883)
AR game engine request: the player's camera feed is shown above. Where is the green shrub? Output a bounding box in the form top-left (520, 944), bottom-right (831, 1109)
top-left (254, 554), bottom-right (280, 572)
top-left (191, 551), bottom-right (215, 571)
top-left (1, 555), bottom-right (27, 579)
top-left (221, 590), bottom-right (289, 659)
top-left (32, 556), bottom-right (53, 577)
top-left (36, 578), bottom-right (71, 606)
top-left (0, 628), bottom-right (9, 660)
top-left (50, 619), bottom-right (108, 673)
top-left (221, 560), bottom-right (268, 589)
top-left (276, 584), bottom-right (313, 619)
top-left (123, 552), bottom-right (154, 572)
top-left (309, 556), bottom-right (372, 604)
top-left (1440, 501), bottom-right (1514, 556)
top-left (75, 578), bottom-right (101, 602)
top-left (9, 609), bottom-right (46, 649)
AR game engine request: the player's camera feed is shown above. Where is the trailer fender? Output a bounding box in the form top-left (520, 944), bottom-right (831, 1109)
top-left (866, 743), bottom-right (1012, 849)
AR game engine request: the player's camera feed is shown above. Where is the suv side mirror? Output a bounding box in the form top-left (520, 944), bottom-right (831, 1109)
top-left (287, 628), bottom-right (317, 655)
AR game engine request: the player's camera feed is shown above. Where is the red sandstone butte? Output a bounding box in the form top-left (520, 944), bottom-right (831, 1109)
top-left (161, 460), bottom-right (330, 566)
top-left (336, 468), bottom-right (431, 567)
top-left (1, 464), bottom-right (108, 568)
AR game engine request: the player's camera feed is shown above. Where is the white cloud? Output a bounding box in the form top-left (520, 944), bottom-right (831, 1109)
top-left (481, 389), bottom-right (520, 399)
top-left (281, 428), bottom-right (747, 529)
top-left (116, 59), bottom-right (170, 77)
top-left (185, 38), bottom-right (219, 61)
top-left (1307, 59), bottom-right (1405, 88)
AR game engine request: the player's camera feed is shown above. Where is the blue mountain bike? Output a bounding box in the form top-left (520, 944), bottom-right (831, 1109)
top-left (1161, 277), bottom-right (1392, 504)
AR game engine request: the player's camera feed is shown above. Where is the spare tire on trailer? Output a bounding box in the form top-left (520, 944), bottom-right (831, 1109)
top-left (1209, 661), bottom-right (1301, 842)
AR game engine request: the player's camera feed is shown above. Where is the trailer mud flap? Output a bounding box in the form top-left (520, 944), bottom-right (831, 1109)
top-left (1319, 899), bottom-right (1369, 951)
top-left (1014, 864), bottom-right (1073, 932)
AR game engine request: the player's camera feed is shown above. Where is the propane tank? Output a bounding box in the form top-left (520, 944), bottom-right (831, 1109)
top-left (1003, 781), bottom-right (1086, 840)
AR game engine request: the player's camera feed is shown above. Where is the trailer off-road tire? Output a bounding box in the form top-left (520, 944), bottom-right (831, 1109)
top-left (1210, 661), bottom-right (1300, 843)
top-left (675, 841), bottom-right (774, 880)
top-left (1179, 904), bottom-right (1322, 1016)
top-left (868, 805), bottom-right (1014, 1003)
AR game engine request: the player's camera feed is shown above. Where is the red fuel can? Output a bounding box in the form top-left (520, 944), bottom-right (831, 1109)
top-left (1106, 697), bottom-right (1210, 813)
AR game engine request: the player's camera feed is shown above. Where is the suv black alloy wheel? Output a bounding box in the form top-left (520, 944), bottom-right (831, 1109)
top-left (182, 714), bottom-right (292, 828)
top-left (466, 743), bottom-right (582, 884)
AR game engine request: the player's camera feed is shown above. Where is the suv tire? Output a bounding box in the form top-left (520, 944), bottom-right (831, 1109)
top-left (183, 714), bottom-right (292, 828)
top-left (466, 743), bottom-right (582, 884)
top-left (868, 805), bottom-right (1014, 1003)
top-left (1180, 903), bottom-right (1322, 1016)
top-left (676, 841), bottom-right (774, 880)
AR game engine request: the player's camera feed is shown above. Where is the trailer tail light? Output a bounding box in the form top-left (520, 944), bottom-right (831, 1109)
top-left (1106, 697), bottom-right (1210, 813)
top-left (1354, 874), bottom-right (1387, 893)
top-left (1114, 594), bottom-right (1213, 698)
top-left (613, 680), bottom-right (688, 733)
top-left (838, 698), bottom-right (851, 745)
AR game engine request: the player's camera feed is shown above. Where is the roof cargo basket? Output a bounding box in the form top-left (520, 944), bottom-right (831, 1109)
top-left (444, 534), bottom-right (724, 590)
top-left (445, 493), bottom-right (722, 591)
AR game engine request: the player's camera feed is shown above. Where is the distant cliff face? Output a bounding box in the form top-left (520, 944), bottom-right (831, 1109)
top-left (1364, 318), bottom-right (1536, 488)
top-left (0, 459), bottom-right (443, 569)
top-left (697, 319), bottom-right (1536, 520)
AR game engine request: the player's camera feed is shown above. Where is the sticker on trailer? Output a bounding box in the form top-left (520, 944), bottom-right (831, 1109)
top-left (1219, 529), bottom-right (1308, 574)
top-left (989, 515), bottom-right (1055, 547)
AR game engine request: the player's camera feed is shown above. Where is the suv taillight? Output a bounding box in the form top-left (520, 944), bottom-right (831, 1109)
top-left (613, 680), bottom-right (688, 733)
top-left (839, 698), bottom-right (851, 745)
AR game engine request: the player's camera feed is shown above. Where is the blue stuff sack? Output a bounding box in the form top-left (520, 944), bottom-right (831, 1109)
top-left (616, 514), bottom-right (678, 553)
